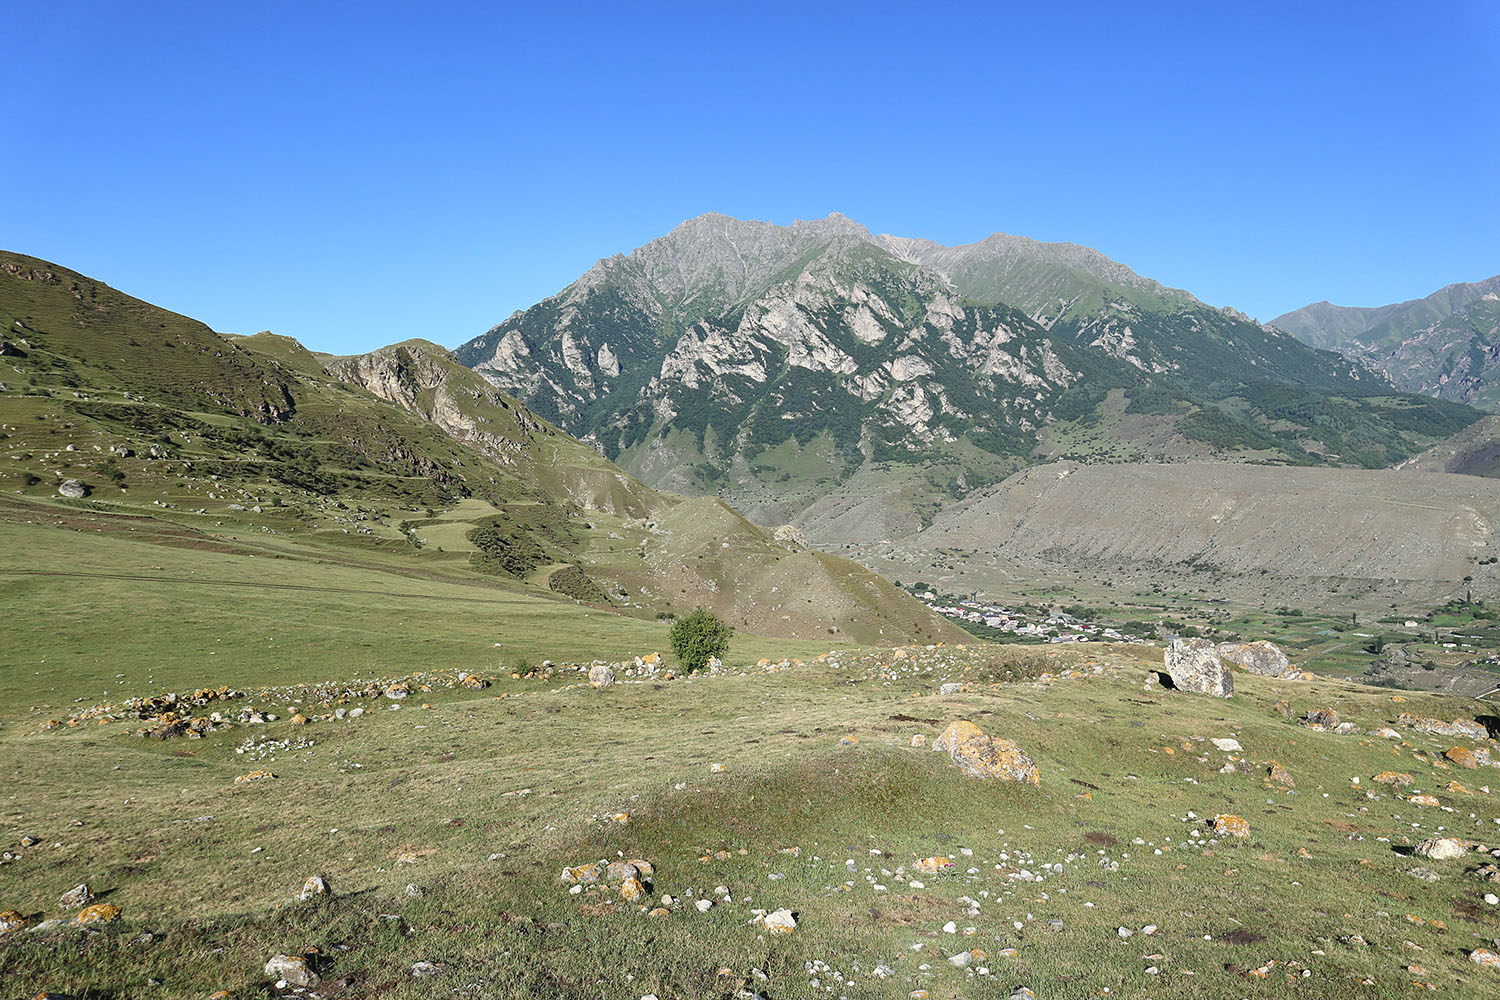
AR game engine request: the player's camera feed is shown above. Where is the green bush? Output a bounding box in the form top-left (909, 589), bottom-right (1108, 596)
top-left (669, 607), bottom-right (733, 673)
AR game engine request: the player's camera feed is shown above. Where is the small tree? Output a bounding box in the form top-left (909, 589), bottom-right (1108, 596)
top-left (669, 606), bottom-right (733, 673)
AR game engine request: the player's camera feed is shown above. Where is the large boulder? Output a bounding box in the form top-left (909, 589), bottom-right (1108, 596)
top-left (933, 721), bottom-right (1039, 784)
top-left (57, 479), bottom-right (88, 499)
top-left (1216, 640), bottom-right (1300, 679)
top-left (1163, 638), bottom-right (1233, 697)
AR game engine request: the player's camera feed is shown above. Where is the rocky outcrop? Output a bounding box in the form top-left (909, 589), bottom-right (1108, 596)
top-left (1217, 640), bottom-right (1300, 679)
top-left (1163, 638), bottom-right (1233, 697)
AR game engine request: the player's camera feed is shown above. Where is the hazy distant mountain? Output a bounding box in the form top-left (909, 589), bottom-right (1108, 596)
top-left (456, 213), bottom-right (1478, 537)
top-left (1273, 276), bottom-right (1500, 408)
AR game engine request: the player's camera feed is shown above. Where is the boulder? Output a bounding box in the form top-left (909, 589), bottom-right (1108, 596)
top-left (588, 663), bottom-right (615, 688)
top-left (72, 903), bottom-right (121, 926)
top-left (1414, 837), bottom-right (1465, 861)
top-left (933, 721), bottom-right (1039, 784)
top-left (0, 910), bottom-right (25, 934)
top-left (298, 875), bottom-right (331, 901)
top-left (1163, 639), bottom-right (1232, 697)
top-left (265, 954), bottom-right (319, 987)
top-left (1212, 814), bottom-right (1250, 838)
top-left (1216, 640), bottom-right (1300, 679)
top-left (57, 479), bottom-right (88, 499)
top-left (58, 884), bottom-right (93, 910)
top-left (1303, 707), bottom-right (1340, 730)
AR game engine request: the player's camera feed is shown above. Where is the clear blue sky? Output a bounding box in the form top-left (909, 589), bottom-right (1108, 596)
top-left (7, 1), bottom-right (1498, 354)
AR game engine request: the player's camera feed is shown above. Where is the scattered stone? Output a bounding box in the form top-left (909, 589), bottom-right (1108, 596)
top-left (933, 720), bottom-right (1039, 784)
top-left (1407, 867), bottom-right (1440, 881)
top-left (57, 479), bottom-right (88, 499)
top-left (910, 734), bottom-right (926, 748)
top-left (234, 769), bottom-right (275, 784)
top-left (458, 672), bottom-right (489, 690)
top-left (0, 910), bottom-right (25, 934)
top-left (605, 860), bottom-right (639, 883)
top-left (384, 685), bottom-right (408, 700)
top-left (561, 862), bottom-right (604, 884)
top-left (1374, 771), bottom-right (1413, 787)
top-left (1213, 814), bottom-right (1250, 838)
top-left (913, 856), bottom-right (955, 874)
top-left (1407, 794), bottom-right (1441, 807)
top-left (947, 950), bottom-right (974, 967)
top-left (1164, 638), bottom-right (1233, 697)
top-left (1413, 837), bottom-right (1465, 861)
top-left (588, 663), bottom-right (615, 688)
top-left (265, 954), bottom-right (319, 987)
top-left (299, 875), bottom-right (331, 901)
top-left (58, 884), bottom-right (93, 909)
top-left (620, 877), bottom-right (646, 902)
top-left (1211, 737), bottom-right (1243, 752)
top-left (19, 835), bottom-right (39, 847)
top-left (404, 883), bottom-right (424, 898)
top-left (411, 961), bottom-right (442, 978)
top-left (1268, 762), bottom-right (1295, 787)
top-left (1472, 948), bottom-right (1500, 969)
top-left (939, 682), bottom-right (963, 696)
top-left (1217, 640), bottom-right (1300, 679)
top-left (72, 903), bottom-right (121, 926)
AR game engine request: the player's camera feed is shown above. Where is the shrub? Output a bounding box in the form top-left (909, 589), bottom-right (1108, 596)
top-left (669, 607), bottom-right (734, 673)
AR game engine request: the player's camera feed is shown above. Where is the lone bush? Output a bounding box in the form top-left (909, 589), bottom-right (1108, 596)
top-left (669, 607), bottom-right (733, 673)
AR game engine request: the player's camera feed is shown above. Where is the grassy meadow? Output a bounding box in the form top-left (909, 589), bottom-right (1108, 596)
top-left (3, 506), bottom-right (1500, 998)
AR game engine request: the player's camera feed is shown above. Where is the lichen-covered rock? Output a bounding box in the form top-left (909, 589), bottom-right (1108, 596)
top-left (1471, 948), bottom-right (1500, 969)
top-left (265, 954), bottom-right (319, 987)
top-left (1407, 794), bottom-right (1441, 807)
top-left (298, 875), bottom-right (331, 901)
top-left (588, 663), bottom-right (615, 688)
top-left (910, 734), bottom-right (927, 748)
top-left (1397, 713), bottom-right (1487, 740)
top-left (234, 770), bottom-right (275, 784)
top-left (72, 903), bottom-right (121, 926)
top-left (913, 856), bottom-right (955, 874)
top-left (1445, 746), bottom-right (1479, 769)
top-left (458, 673), bottom-right (489, 690)
top-left (605, 860), bottom-right (639, 883)
top-left (755, 907), bottom-right (797, 934)
top-left (1212, 814), bottom-right (1250, 838)
top-left (561, 862), bottom-right (604, 884)
top-left (0, 910), bottom-right (25, 934)
top-left (1303, 707), bottom-right (1340, 730)
top-left (933, 721), bottom-right (1039, 784)
top-left (1268, 763), bottom-right (1295, 787)
top-left (1163, 638), bottom-right (1232, 697)
top-left (1414, 837), bottom-right (1465, 861)
top-left (1373, 771), bottom-right (1413, 786)
top-left (1216, 640), bottom-right (1300, 679)
top-left (619, 876), bottom-right (645, 902)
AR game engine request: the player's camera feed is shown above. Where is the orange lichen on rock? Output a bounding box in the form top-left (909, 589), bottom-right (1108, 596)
top-left (233, 769), bottom-right (275, 784)
top-left (1213, 814), bottom-right (1250, 838)
top-left (933, 720), bottom-right (1040, 784)
top-left (619, 876), bottom-right (645, 902)
top-left (1445, 746), bottom-right (1478, 769)
top-left (1373, 771), bottom-right (1413, 787)
top-left (1407, 794), bottom-right (1441, 807)
top-left (914, 856), bottom-right (956, 874)
top-left (73, 903), bottom-right (121, 926)
top-left (0, 910), bottom-right (25, 934)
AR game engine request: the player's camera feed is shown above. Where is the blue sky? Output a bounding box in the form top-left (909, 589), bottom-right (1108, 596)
top-left (7, 1), bottom-right (1498, 354)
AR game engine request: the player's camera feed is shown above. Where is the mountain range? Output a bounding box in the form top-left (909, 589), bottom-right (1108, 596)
top-left (0, 250), bottom-right (958, 644)
top-left (1273, 275), bottom-right (1500, 410)
top-left (456, 212), bottom-right (1479, 535)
